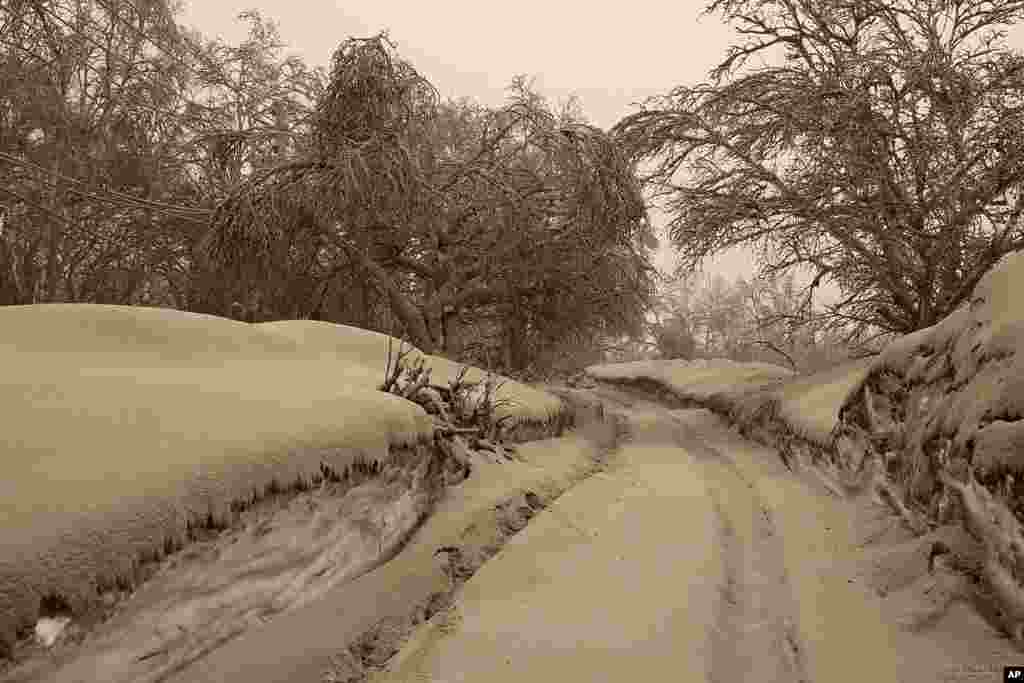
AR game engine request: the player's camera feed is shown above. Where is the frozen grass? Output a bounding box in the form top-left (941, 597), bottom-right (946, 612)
top-left (0, 304), bottom-right (564, 654)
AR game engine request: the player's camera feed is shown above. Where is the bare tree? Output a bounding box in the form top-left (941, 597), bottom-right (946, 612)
top-left (1, 12), bottom-right (657, 375)
top-left (613, 0), bottom-right (1024, 344)
top-left (0, 0), bottom-right (194, 304)
top-left (0, 2), bottom-right (320, 309)
top-left (200, 35), bottom-right (657, 368)
top-left (650, 268), bottom-right (866, 370)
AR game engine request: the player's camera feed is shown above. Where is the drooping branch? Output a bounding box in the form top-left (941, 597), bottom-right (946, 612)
top-left (614, 0), bottom-right (1024, 339)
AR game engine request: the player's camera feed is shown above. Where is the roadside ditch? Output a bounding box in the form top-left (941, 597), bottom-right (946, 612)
top-left (0, 389), bottom-right (627, 683)
top-left (318, 388), bottom-right (627, 683)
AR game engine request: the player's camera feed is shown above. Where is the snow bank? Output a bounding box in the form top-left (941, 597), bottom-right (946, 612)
top-left (836, 249), bottom-right (1024, 485)
top-left (771, 358), bottom-right (874, 446)
top-left (0, 304), bottom-right (301, 361)
top-left (723, 357), bottom-right (874, 447)
top-left (419, 354), bottom-right (563, 426)
top-left (831, 250), bottom-right (1024, 641)
top-left (256, 320), bottom-right (563, 425)
top-left (0, 305), bottom-right (564, 657)
top-left (586, 352), bottom-right (872, 449)
top-left (656, 359), bottom-right (794, 401)
top-left (586, 351), bottom-right (876, 458)
top-left (256, 320), bottom-right (428, 367)
top-left (586, 357), bottom-right (793, 405)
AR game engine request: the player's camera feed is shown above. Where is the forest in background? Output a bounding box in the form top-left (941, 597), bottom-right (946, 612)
top-left (4, 0), bottom-right (1024, 380)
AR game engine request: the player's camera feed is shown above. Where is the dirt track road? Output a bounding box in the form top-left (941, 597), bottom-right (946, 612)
top-left (373, 383), bottom-right (1021, 683)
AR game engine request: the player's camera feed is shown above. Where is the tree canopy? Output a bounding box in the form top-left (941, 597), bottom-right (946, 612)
top-left (614, 0), bottom-right (1024, 345)
top-left (0, 2), bottom-right (325, 308)
top-left (1, 4), bottom-right (657, 376)
top-left (200, 34), bottom-right (658, 368)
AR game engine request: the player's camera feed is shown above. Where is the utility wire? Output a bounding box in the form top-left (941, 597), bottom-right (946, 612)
top-left (0, 184), bottom-right (76, 227)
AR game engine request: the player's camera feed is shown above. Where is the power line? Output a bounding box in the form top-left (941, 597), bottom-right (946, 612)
top-left (0, 184), bottom-right (75, 227)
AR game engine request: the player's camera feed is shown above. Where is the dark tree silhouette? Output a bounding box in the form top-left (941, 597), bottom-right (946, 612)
top-left (614, 0), bottom-right (1024, 344)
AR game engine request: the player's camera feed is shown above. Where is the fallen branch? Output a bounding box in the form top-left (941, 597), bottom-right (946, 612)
top-left (400, 363), bottom-right (432, 400)
top-left (435, 425), bottom-right (481, 435)
top-left (875, 476), bottom-right (927, 535)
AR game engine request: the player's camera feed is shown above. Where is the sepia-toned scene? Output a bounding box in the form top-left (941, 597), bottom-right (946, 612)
top-left (3, 1), bottom-right (1024, 681)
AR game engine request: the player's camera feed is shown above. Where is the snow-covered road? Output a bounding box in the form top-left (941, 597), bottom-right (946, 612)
top-left (371, 384), bottom-right (1021, 683)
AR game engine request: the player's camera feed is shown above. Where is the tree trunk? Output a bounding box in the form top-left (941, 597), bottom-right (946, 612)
top-left (442, 308), bottom-right (460, 356)
top-left (20, 235), bottom-right (43, 304)
top-left (342, 243), bottom-right (437, 353)
top-left (45, 144), bottom-right (64, 302)
top-left (502, 300), bottom-right (527, 373)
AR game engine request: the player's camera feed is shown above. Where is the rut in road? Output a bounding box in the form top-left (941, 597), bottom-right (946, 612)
top-left (600, 385), bottom-right (811, 683)
top-left (676, 419), bottom-right (810, 683)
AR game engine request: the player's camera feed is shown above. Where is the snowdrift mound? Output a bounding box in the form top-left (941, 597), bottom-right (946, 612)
top-left (0, 304), bottom-right (301, 361)
top-left (0, 305), bottom-right (564, 660)
top-left (584, 354), bottom-right (867, 468)
top-left (585, 357), bottom-right (793, 408)
top-left (727, 357), bottom-right (875, 448)
top-left (257, 319), bottom-right (563, 427)
top-left (832, 250), bottom-right (1024, 641)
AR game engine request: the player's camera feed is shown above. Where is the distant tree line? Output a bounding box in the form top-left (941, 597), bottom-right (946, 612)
top-left (646, 270), bottom-right (872, 373)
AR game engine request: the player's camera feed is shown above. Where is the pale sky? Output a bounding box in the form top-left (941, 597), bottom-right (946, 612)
top-left (176, 1), bottom-right (1024, 304)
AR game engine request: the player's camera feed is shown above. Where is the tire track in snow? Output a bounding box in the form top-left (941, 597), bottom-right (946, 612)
top-left (692, 436), bottom-right (811, 683)
top-left (593, 382), bottom-right (811, 683)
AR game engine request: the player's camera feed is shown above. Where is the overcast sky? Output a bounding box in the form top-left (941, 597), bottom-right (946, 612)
top-left (176, 1), bottom-right (1024, 302)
